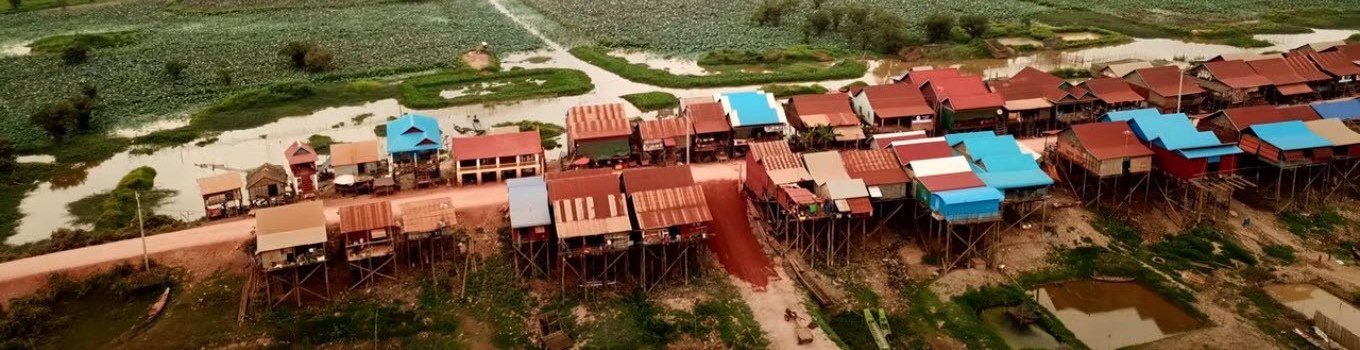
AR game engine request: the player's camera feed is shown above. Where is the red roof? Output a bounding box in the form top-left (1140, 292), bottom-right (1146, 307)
top-left (1278, 104), bottom-right (1323, 121)
top-left (1082, 78), bottom-right (1145, 104)
top-left (338, 201), bottom-right (395, 233)
top-left (637, 117), bottom-right (691, 141)
top-left (1276, 83), bottom-right (1314, 96)
top-left (943, 93), bottom-right (1006, 111)
top-left (891, 139), bottom-right (954, 165)
top-left (1283, 54), bottom-right (1334, 82)
top-left (546, 173), bottom-right (623, 202)
top-left (840, 149), bottom-right (909, 186)
top-left (1202, 60), bottom-right (1271, 89)
top-left (929, 76), bottom-right (1004, 110)
top-left (1070, 122), bottom-right (1154, 160)
top-left (631, 185), bottom-right (712, 230)
top-left (990, 83), bottom-right (1066, 104)
top-left (871, 132), bottom-right (927, 149)
top-left (1246, 58), bottom-right (1309, 86)
top-left (450, 130), bottom-right (542, 161)
top-left (788, 93), bottom-right (859, 127)
top-left (284, 141), bottom-right (317, 165)
top-left (1130, 66), bottom-right (1204, 97)
top-left (1216, 105), bottom-right (1294, 130)
top-left (1308, 51), bottom-right (1360, 76)
top-left (544, 168), bottom-right (613, 181)
top-left (622, 165), bottom-right (694, 193)
top-left (779, 184), bottom-right (818, 205)
top-left (902, 68), bottom-right (962, 87)
top-left (1336, 44), bottom-right (1360, 59)
top-left (915, 172), bottom-right (985, 192)
top-left (846, 197), bottom-right (873, 215)
top-left (1007, 67), bottom-right (1066, 88)
top-left (567, 103), bottom-right (631, 141)
top-left (749, 140), bottom-right (804, 171)
top-left (857, 84), bottom-right (934, 119)
top-left (686, 102), bottom-right (731, 134)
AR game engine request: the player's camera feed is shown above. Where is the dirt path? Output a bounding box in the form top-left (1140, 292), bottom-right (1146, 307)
top-left (701, 180), bottom-right (772, 288)
top-left (729, 272), bottom-right (833, 349)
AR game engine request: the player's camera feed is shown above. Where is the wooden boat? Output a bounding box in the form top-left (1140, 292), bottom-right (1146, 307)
top-left (146, 287), bottom-right (171, 321)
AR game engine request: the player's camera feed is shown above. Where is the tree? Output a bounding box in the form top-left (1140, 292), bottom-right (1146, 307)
top-left (0, 137), bottom-right (14, 175)
top-left (302, 45), bottom-right (334, 72)
top-left (960, 15), bottom-right (989, 39)
top-left (923, 14), bottom-right (955, 43)
top-left (805, 9), bottom-right (833, 36)
top-left (30, 100), bottom-right (77, 141)
top-left (164, 60), bottom-right (187, 80)
top-left (71, 85), bottom-right (98, 132)
top-left (61, 42), bottom-right (89, 65)
top-left (751, 0), bottom-right (797, 26)
top-left (279, 41), bottom-right (315, 69)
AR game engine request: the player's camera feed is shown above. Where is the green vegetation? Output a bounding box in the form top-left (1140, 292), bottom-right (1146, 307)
top-left (1147, 226), bottom-right (1257, 271)
top-left (1091, 211), bottom-right (1142, 248)
top-left (120, 271), bottom-right (259, 348)
top-left (761, 83), bottom-right (828, 98)
top-left (307, 134), bottom-right (334, 155)
top-left (952, 285), bottom-right (1088, 349)
top-left (1278, 210), bottom-right (1347, 237)
top-left (698, 46), bottom-right (836, 66)
top-left (1238, 286), bottom-right (1316, 349)
top-left (492, 120), bottom-right (565, 150)
top-left (400, 68), bottom-right (594, 109)
top-left (556, 275), bottom-right (767, 349)
top-left (0, 263), bottom-right (179, 349)
top-left (571, 46), bottom-right (865, 88)
top-left (620, 91), bottom-right (680, 111)
top-left (28, 31), bottom-right (142, 54)
top-left (1263, 244), bottom-right (1298, 264)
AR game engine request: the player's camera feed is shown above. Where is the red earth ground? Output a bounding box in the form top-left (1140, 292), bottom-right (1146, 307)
top-left (701, 180), bottom-right (773, 288)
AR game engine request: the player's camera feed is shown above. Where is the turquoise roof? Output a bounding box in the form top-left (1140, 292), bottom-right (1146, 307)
top-left (386, 114), bottom-right (442, 154)
top-left (1125, 112), bottom-right (1227, 153)
top-left (721, 91), bottom-right (782, 127)
top-left (1101, 108), bottom-right (1162, 122)
top-left (931, 187), bottom-right (1003, 221)
top-left (947, 131), bottom-right (1053, 190)
top-left (1248, 120), bottom-right (1333, 151)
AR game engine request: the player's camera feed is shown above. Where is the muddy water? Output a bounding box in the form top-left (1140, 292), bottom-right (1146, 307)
top-left (1265, 284), bottom-right (1360, 335)
top-left (1036, 280), bottom-right (1201, 349)
top-left (979, 307), bottom-right (1063, 349)
top-left (0, 41), bottom-right (31, 56)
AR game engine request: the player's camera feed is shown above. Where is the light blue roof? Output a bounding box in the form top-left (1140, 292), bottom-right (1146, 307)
top-left (931, 187), bottom-right (1003, 221)
top-left (943, 131), bottom-right (997, 147)
top-left (1126, 113), bottom-right (1225, 151)
top-left (1312, 100), bottom-right (1360, 121)
top-left (944, 131), bottom-right (1053, 190)
top-left (721, 91), bottom-right (782, 127)
top-left (1100, 108), bottom-right (1163, 122)
top-left (1177, 145), bottom-right (1243, 159)
top-left (507, 176), bottom-right (551, 228)
top-left (1248, 121), bottom-right (1333, 151)
top-left (386, 114), bottom-right (442, 154)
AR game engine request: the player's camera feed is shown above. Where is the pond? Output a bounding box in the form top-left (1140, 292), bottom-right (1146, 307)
top-left (979, 306), bottom-right (1063, 349)
top-left (1265, 284), bottom-right (1360, 336)
top-left (1036, 280), bottom-right (1202, 349)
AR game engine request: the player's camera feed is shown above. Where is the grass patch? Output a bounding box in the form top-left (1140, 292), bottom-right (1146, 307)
top-left (761, 84), bottom-right (829, 98)
top-left (953, 284), bottom-right (1089, 350)
top-left (555, 273), bottom-right (767, 349)
top-left (571, 46), bottom-right (865, 88)
top-left (492, 120), bottom-right (566, 150)
top-left (1263, 244), bottom-right (1299, 264)
top-left (1091, 211), bottom-right (1142, 248)
top-left (620, 91), bottom-right (680, 111)
top-left (121, 271), bottom-right (260, 348)
top-left (1237, 286), bottom-right (1315, 349)
top-left (1264, 9), bottom-right (1360, 30)
top-left (66, 189), bottom-right (174, 227)
top-left (1147, 226), bottom-right (1258, 271)
top-left (0, 263), bottom-right (179, 349)
top-left (1278, 210), bottom-right (1347, 238)
top-left (23, 134), bottom-right (131, 164)
top-left (1, 0), bottom-right (108, 13)
top-left (1035, 10), bottom-right (1183, 39)
top-left (399, 68), bottom-right (594, 109)
top-left (698, 45), bottom-right (838, 66)
top-left (307, 134), bottom-right (335, 155)
top-left (28, 30), bottom-right (142, 54)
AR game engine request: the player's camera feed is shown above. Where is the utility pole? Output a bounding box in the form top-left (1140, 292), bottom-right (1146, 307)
top-left (1176, 67), bottom-right (1184, 113)
top-left (136, 191), bottom-right (149, 270)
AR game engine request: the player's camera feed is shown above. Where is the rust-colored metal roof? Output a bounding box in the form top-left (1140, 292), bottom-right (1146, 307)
top-left (631, 185), bottom-right (712, 230)
top-left (1308, 51), bottom-right (1360, 77)
top-left (686, 102), bottom-right (731, 134)
top-left (779, 184), bottom-right (818, 205)
top-left (1246, 58), bottom-right (1309, 86)
top-left (846, 197), bottom-right (873, 215)
top-left (1129, 66), bottom-right (1204, 97)
top-left (1007, 66), bottom-right (1065, 87)
top-left (1082, 78), bottom-right (1145, 104)
top-left (915, 172), bottom-right (986, 192)
top-left (840, 149), bottom-right (909, 186)
top-left (788, 93), bottom-right (859, 128)
top-left (197, 172), bottom-right (242, 196)
top-left (890, 138), bottom-right (954, 166)
top-left (902, 68), bottom-right (962, 87)
top-left (546, 173), bottom-right (631, 238)
top-left (1070, 122), bottom-right (1155, 160)
top-left (1203, 60), bottom-right (1271, 88)
top-left (1283, 53), bottom-right (1334, 82)
top-left (1217, 105), bottom-right (1295, 130)
top-left (748, 140), bottom-right (803, 171)
top-left (871, 131), bottom-right (927, 149)
top-left (339, 201), bottom-right (395, 233)
top-left (638, 117), bottom-right (692, 141)
top-left (451, 130), bottom-right (542, 161)
top-left (567, 103), bottom-right (631, 141)
top-left (285, 141), bottom-right (317, 165)
top-left (330, 140), bottom-right (381, 166)
top-left (622, 165), bottom-right (694, 193)
top-left (399, 198), bottom-right (457, 233)
top-left (857, 84), bottom-right (934, 119)
top-left (1278, 104), bottom-right (1323, 121)
top-left (544, 168), bottom-right (614, 181)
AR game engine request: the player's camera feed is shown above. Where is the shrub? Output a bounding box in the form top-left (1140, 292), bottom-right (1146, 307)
top-left (1264, 244), bottom-right (1298, 263)
top-left (209, 81), bottom-right (317, 112)
top-left (923, 14), bottom-right (955, 43)
top-left (303, 46), bottom-right (335, 72)
top-left (620, 91), bottom-right (679, 111)
top-left (280, 41), bottom-right (315, 69)
top-left (760, 83), bottom-right (828, 98)
top-left (164, 60), bottom-right (187, 80)
top-left (307, 134), bottom-right (335, 155)
top-left (7, 0), bottom-right (19, 12)
top-left (0, 137), bottom-right (13, 174)
top-left (30, 100), bottom-right (78, 141)
top-left (214, 63), bottom-right (233, 85)
top-left (959, 15), bottom-right (989, 38)
top-left (61, 43), bottom-right (89, 65)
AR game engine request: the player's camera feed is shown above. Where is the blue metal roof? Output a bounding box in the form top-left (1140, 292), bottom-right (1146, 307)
top-left (1248, 120), bottom-right (1333, 151)
top-left (721, 91), bottom-right (783, 127)
top-left (1312, 99), bottom-right (1360, 121)
top-left (1126, 113), bottom-right (1225, 151)
top-left (507, 176), bottom-right (551, 229)
top-left (944, 131), bottom-right (1053, 190)
top-left (1100, 108), bottom-right (1162, 122)
top-left (1176, 145), bottom-right (1243, 159)
top-left (930, 187), bottom-right (1003, 221)
top-left (386, 114), bottom-right (442, 154)
top-left (943, 131), bottom-right (996, 147)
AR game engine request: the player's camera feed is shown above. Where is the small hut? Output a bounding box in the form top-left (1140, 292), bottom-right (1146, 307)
top-left (338, 201), bottom-right (398, 289)
top-left (285, 141), bottom-right (319, 198)
top-left (254, 201), bottom-right (330, 306)
top-left (399, 197), bottom-right (458, 267)
top-left (197, 172), bottom-right (244, 220)
top-left (247, 163), bottom-right (292, 208)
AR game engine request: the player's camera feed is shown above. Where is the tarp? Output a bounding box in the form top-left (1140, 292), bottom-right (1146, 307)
top-left (507, 176), bottom-right (551, 229)
top-left (1248, 121), bottom-right (1333, 151)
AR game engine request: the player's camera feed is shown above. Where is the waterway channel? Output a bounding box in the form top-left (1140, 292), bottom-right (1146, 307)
top-left (1036, 280), bottom-right (1202, 349)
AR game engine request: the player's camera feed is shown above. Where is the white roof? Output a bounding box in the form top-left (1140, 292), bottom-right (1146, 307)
top-left (871, 131), bottom-right (926, 140)
top-left (909, 155), bottom-right (973, 177)
top-left (890, 136), bottom-right (947, 147)
top-left (824, 179), bottom-right (869, 200)
top-left (802, 151), bottom-right (850, 184)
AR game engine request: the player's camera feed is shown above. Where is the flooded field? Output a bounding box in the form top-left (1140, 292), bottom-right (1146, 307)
top-left (1036, 280), bottom-right (1202, 349)
top-left (1265, 284), bottom-right (1360, 336)
top-left (979, 307), bottom-right (1063, 349)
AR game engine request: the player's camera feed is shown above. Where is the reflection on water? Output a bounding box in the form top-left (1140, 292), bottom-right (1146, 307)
top-left (979, 307), bottom-right (1063, 349)
top-left (610, 50), bottom-right (712, 75)
top-left (1058, 32), bottom-right (1102, 42)
top-left (1037, 280), bottom-right (1202, 349)
top-left (109, 118), bottom-right (191, 139)
top-left (1265, 284), bottom-right (1360, 336)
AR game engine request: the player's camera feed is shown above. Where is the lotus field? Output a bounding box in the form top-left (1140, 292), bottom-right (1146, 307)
top-left (0, 0), bottom-right (543, 148)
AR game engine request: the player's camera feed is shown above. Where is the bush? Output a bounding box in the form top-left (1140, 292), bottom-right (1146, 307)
top-left (61, 43), bottom-right (89, 65)
top-left (923, 14), bottom-right (955, 43)
top-left (30, 100), bottom-right (78, 141)
top-left (760, 83), bottom-right (828, 98)
top-left (164, 60), bottom-right (187, 80)
top-left (209, 81), bottom-right (317, 112)
top-left (620, 91), bottom-right (679, 111)
top-left (214, 63), bottom-right (233, 85)
top-left (303, 46), bottom-right (335, 72)
top-left (959, 15), bottom-right (988, 38)
top-left (1264, 244), bottom-right (1298, 263)
top-left (307, 134), bottom-right (335, 155)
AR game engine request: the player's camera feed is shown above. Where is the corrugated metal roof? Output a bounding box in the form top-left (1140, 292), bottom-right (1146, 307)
top-left (901, 68), bottom-right (962, 86)
top-left (1082, 78), bottom-right (1145, 104)
top-left (929, 76), bottom-right (1005, 110)
top-left (197, 172), bottom-right (243, 195)
top-left (1103, 61), bottom-right (1153, 77)
top-left (934, 187), bottom-right (1004, 205)
top-left (841, 149), bottom-right (910, 186)
top-left (1203, 60), bottom-right (1271, 88)
top-left (1248, 121), bottom-right (1333, 151)
top-left (1177, 145), bottom-right (1244, 159)
top-left (1279, 104), bottom-right (1323, 121)
top-left (1308, 51), bottom-right (1360, 76)
top-left (789, 93), bottom-right (859, 128)
top-left (507, 176), bottom-right (551, 229)
top-left (339, 201), bottom-right (395, 233)
top-left (285, 141), bottom-right (317, 165)
top-left (545, 168), bottom-right (613, 181)
top-left (1101, 108), bottom-right (1163, 122)
top-left (845, 197), bottom-right (873, 215)
top-left (1002, 97), bottom-right (1054, 111)
top-left (1126, 112), bottom-right (1227, 152)
top-left (330, 140), bottom-right (381, 166)
top-left (400, 198), bottom-right (457, 233)
top-left (916, 172), bottom-right (986, 192)
top-left (622, 165), bottom-right (694, 193)
top-left (832, 125), bottom-right (866, 141)
top-left (823, 179), bottom-right (869, 200)
top-left (255, 201), bottom-right (328, 253)
top-left (1305, 119), bottom-right (1360, 146)
top-left (870, 131), bottom-right (927, 149)
top-left (638, 117), bottom-right (692, 141)
top-left (567, 103), bottom-right (631, 141)
top-left (1007, 67), bottom-right (1065, 87)
top-left (803, 151), bottom-right (850, 184)
top-left (1071, 122), bottom-right (1154, 160)
top-left (943, 93), bottom-right (1006, 111)
top-left (856, 84), bottom-right (934, 119)
top-left (910, 156), bottom-right (973, 177)
top-left (451, 131), bottom-right (542, 161)
top-left (631, 185), bottom-right (712, 230)
top-left (386, 114), bottom-right (442, 155)
top-left (246, 163), bottom-right (289, 191)
top-left (1129, 66), bottom-right (1204, 97)
top-left (1216, 105), bottom-right (1295, 130)
top-left (748, 140), bottom-right (804, 171)
top-left (1276, 83), bottom-right (1314, 96)
top-left (547, 173), bottom-right (631, 238)
top-left (719, 91), bottom-right (786, 127)
top-left (779, 184), bottom-right (818, 205)
top-left (686, 102), bottom-right (731, 134)
top-left (1247, 58), bottom-right (1309, 86)
top-left (1283, 54), bottom-right (1334, 82)
top-left (890, 138), bottom-right (954, 165)
top-left (1312, 100), bottom-right (1360, 120)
